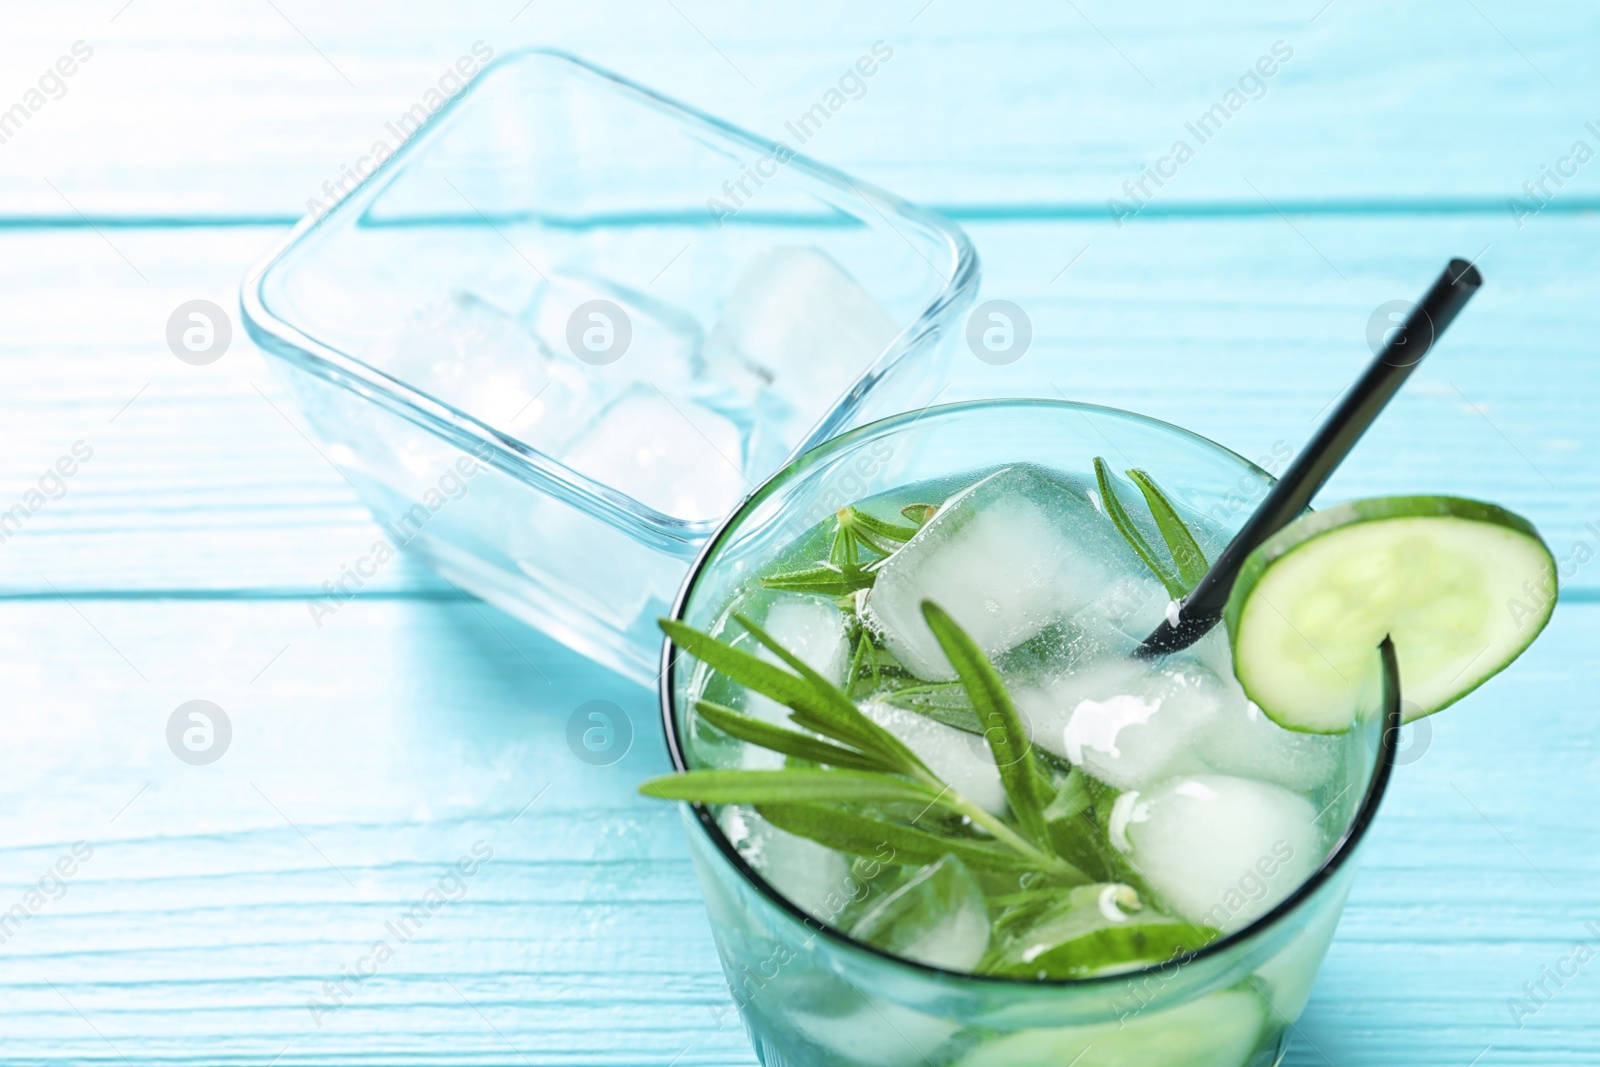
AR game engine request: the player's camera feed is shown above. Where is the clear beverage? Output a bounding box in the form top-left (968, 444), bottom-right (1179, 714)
top-left (662, 401), bottom-right (1397, 1067)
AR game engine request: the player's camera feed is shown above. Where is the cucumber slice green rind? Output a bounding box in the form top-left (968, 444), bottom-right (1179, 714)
top-left (1224, 495), bottom-right (1557, 734)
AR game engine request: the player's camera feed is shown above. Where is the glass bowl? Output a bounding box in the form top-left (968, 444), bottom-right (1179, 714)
top-left (661, 399), bottom-right (1400, 1067)
top-left (240, 49), bottom-right (977, 683)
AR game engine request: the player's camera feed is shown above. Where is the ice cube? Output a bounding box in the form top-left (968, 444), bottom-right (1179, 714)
top-left (521, 272), bottom-right (703, 385)
top-left (1182, 631), bottom-right (1341, 795)
top-left (718, 805), bottom-right (854, 923)
top-left (863, 466), bottom-right (1137, 681)
top-left (786, 998), bottom-right (961, 1067)
top-left (558, 382), bottom-right (747, 520)
top-left (1114, 774), bottom-right (1322, 934)
top-left (705, 246), bottom-right (899, 413)
top-left (1181, 624), bottom-right (1238, 684)
top-left (741, 598), bottom-right (849, 769)
top-left (1197, 697), bottom-right (1341, 795)
top-left (365, 291), bottom-right (587, 450)
top-left (1068, 466), bottom-right (1236, 654)
top-left (1068, 571), bottom-right (1174, 652)
top-left (859, 702), bottom-right (1007, 815)
top-left (849, 855), bottom-right (990, 971)
top-left (1014, 658), bottom-right (1223, 792)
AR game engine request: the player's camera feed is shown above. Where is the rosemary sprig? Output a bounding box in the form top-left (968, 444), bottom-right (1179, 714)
top-left (920, 601), bottom-right (1056, 849)
top-left (979, 882), bottom-right (1218, 978)
top-left (844, 507), bottom-right (920, 553)
top-left (1094, 457), bottom-right (1184, 598)
top-left (644, 464), bottom-right (1250, 981)
top-left (646, 609), bottom-right (1089, 882)
top-left (879, 681), bottom-right (980, 732)
top-left (693, 700), bottom-right (885, 772)
top-left (1093, 457), bottom-right (1209, 597)
top-left (1127, 468), bottom-right (1209, 590)
top-left (762, 505), bottom-right (921, 596)
top-left (761, 563), bottom-right (877, 597)
top-left (640, 767), bottom-right (946, 807)
top-left (735, 612), bottom-right (936, 779)
top-left (757, 803), bottom-right (1041, 873)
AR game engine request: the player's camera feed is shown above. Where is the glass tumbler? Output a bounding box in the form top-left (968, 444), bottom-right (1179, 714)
top-left (661, 400), bottom-right (1400, 1067)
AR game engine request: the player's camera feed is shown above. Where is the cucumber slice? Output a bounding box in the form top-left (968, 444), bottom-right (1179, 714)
top-left (957, 988), bottom-right (1264, 1067)
top-left (1224, 496), bottom-right (1556, 733)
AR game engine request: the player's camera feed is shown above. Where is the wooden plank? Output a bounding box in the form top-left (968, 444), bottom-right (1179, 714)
top-left (958, 210), bottom-right (1600, 573)
top-left (0, 5), bottom-right (1591, 1064)
top-left (0, 224), bottom-right (435, 595)
top-left (0, 595), bottom-right (1593, 1063)
top-left (0, 595), bottom-right (755, 1066)
top-left (2, 217), bottom-right (1595, 596)
top-left (0, 1), bottom-right (1597, 214)
top-left (1291, 597), bottom-right (1600, 1064)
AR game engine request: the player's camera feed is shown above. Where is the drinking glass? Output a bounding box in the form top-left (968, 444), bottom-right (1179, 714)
top-left (661, 399), bottom-right (1400, 1067)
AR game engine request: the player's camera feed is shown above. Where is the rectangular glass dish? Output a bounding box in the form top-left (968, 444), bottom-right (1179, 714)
top-left (241, 49), bottom-right (977, 683)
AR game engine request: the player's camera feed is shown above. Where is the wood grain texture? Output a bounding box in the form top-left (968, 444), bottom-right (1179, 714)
top-left (1, 1), bottom-right (1596, 1062)
top-left (0, 597), bottom-right (754, 1066)
top-left (0, 598), bottom-right (1594, 1064)
top-left (2, 218), bottom-right (1594, 596)
top-left (0, 2), bottom-right (1597, 214)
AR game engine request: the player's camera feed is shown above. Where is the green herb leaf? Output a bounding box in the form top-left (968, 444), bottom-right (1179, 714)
top-left (988, 884), bottom-right (1080, 911)
top-left (816, 506), bottom-right (919, 569)
top-left (638, 768), bottom-right (946, 807)
top-left (656, 613), bottom-right (1091, 882)
top-left (757, 803), bottom-right (1040, 872)
top-left (694, 701), bottom-right (887, 772)
top-left (985, 914), bottom-right (1219, 979)
top-left (845, 631), bottom-right (872, 688)
top-left (981, 882), bottom-right (1219, 979)
top-left (1127, 468), bottom-right (1208, 591)
top-left (1043, 768), bottom-right (1092, 822)
top-left (761, 563), bottom-right (876, 596)
top-left (846, 508), bottom-right (921, 546)
top-left (735, 613), bottom-right (934, 779)
top-left (881, 682), bottom-right (983, 733)
top-left (1045, 810), bottom-right (1120, 883)
top-left (846, 632), bottom-right (896, 700)
top-left (989, 883), bottom-right (1127, 943)
top-left (661, 618), bottom-right (893, 763)
top-left (828, 512), bottom-right (859, 568)
top-left (1094, 457), bottom-right (1184, 598)
top-left (900, 503), bottom-right (939, 526)
top-left (919, 601), bottom-right (1054, 848)
top-left (661, 617), bottom-right (838, 723)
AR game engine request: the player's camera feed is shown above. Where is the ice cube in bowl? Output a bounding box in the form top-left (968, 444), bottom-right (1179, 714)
top-left (241, 50), bottom-right (976, 684)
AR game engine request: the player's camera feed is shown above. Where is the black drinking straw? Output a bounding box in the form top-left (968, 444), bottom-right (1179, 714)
top-left (1136, 258), bottom-right (1483, 658)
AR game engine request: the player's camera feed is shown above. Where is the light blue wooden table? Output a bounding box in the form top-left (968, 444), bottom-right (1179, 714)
top-left (1, 2), bottom-right (1596, 1063)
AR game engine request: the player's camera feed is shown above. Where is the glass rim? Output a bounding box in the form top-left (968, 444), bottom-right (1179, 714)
top-left (658, 397), bottom-right (1403, 990)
